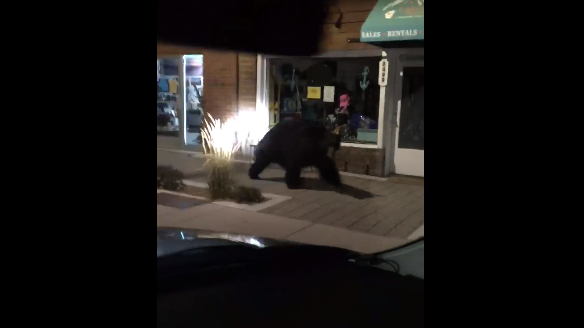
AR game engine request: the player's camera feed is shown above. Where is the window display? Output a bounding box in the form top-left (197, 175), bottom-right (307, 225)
top-left (157, 57), bottom-right (180, 138)
top-left (156, 55), bottom-right (204, 146)
top-left (184, 55), bottom-right (204, 146)
top-left (269, 57), bottom-right (380, 144)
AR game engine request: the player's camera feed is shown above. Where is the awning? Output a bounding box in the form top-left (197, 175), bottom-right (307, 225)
top-left (360, 0), bottom-right (424, 42)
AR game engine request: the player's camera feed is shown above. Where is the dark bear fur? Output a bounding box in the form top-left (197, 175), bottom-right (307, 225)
top-left (249, 120), bottom-right (342, 189)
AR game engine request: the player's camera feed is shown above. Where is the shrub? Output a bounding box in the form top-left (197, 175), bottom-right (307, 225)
top-left (157, 165), bottom-right (186, 191)
top-left (205, 158), bottom-right (235, 199)
top-left (230, 185), bottom-right (264, 204)
top-left (201, 113), bottom-right (264, 203)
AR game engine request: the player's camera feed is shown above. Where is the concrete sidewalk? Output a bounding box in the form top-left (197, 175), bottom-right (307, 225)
top-left (158, 148), bottom-right (424, 240)
top-left (157, 203), bottom-right (410, 254)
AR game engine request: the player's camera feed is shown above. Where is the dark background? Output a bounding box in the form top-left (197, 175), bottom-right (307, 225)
top-left (3, 1), bottom-right (566, 327)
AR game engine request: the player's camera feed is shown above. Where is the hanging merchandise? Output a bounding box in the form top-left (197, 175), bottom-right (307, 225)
top-left (295, 83), bottom-right (302, 111)
top-left (360, 66), bottom-right (370, 101)
top-left (283, 67), bottom-right (302, 111)
top-left (157, 60), bottom-right (161, 81)
top-left (158, 78), bottom-right (169, 92)
top-left (187, 78), bottom-right (201, 110)
top-left (169, 78), bottom-right (179, 94)
top-left (326, 114), bottom-right (337, 130)
top-left (335, 93), bottom-right (351, 124)
top-left (274, 65), bottom-right (284, 112)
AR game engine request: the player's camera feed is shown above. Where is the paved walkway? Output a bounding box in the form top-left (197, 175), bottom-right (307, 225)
top-left (158, 148), bottom-right (424, 239)
top-left (157, 203), bottom-right (409, 254)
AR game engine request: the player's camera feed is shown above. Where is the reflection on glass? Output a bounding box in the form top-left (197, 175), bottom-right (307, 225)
top-left (157, 57), bottom-right (180, 137)
top-left (398, 67), bottom-right (424, 150)
top-left (184, 55), bottom-right (204, 146)
top-left (269, 57), bottom-right (380, 144)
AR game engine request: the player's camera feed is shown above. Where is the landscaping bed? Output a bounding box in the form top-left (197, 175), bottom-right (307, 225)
top-left (180, 185), bottom-right (210, 198)
top-left (157, 165), bottom-right (268, 205)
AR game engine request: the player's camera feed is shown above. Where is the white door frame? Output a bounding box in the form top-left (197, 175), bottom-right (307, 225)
top-left (391, 49), bottom-right (424, 177)
top-left (383, 48), bottom-right (425, 176)
top-left (256, 54), bottom-right (270, 135)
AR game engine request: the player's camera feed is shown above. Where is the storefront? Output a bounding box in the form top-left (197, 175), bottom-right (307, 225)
top-left (157, 0), bottom-right (424, 177)
top-left (157, 54), bottom-right (204, 149)
top-left (362, 0), bottom-right (424, 177)
top-left (157, 43), bottom-right (258, 153)
top-left (255, 0), bottom-right (424, 177)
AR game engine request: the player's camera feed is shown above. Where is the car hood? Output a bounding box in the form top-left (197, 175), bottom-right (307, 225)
top-left (157, 227), bottom-right (298, 257)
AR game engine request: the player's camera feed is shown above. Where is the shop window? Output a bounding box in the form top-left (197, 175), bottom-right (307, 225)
top-left (156, 55), bottom-right (204, 145)
top-left (184, 55), bottom-right (204, 146)
top-left (268, 57), bottom-right (380, 145)
top-left (157, 57), bottom-right (180, 138)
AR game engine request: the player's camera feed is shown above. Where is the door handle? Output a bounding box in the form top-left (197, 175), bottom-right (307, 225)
top-left (395, 100), bottom-right (401, 128)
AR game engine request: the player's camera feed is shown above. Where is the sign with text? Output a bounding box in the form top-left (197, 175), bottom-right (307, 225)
top-left (307, 86), bottom-right (321, 99)
top-left (360, 0), bottom-right (424, 42)
top-left (378, 59), bottom-right (389, 87)
top-left (323, 86), bottom-right (335, 102)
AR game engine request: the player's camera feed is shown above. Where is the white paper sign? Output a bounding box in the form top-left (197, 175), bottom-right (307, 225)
top-left (378, 59), bottom-right (389, 87)
top-left (323, 86), bottom-right (335, 102)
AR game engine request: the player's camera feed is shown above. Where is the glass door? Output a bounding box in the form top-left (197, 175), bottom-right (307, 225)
top-left (183, 54), bottom-right (204, 147)
top-left (394, 55), bottom-right (424, 177)
top-left (157, 56), bottom-right (183, 149)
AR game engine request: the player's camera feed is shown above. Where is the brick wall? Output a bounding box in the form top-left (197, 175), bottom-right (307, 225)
top-left (157, 42), bottom-right (202, 55)
top-left (237, 53), bottom-right (257, 112)
top-left (334, 147), bottom-right (384, 177)
top-left (202, 50), bottom-right (238, 122)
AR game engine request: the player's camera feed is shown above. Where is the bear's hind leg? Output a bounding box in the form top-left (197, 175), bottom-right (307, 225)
top-left (315, 155), bottom-right (341, 187)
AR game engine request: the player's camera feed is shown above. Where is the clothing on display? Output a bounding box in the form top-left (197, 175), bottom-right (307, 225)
top-left (169, 79), bottom-right (179, 94)
top-left (157, 56), bottom-right (204, 142)
top-left (335, 93), bottom-right (352, 126)
top-left (338, 94), bottom-right (351, 114)
top-left (157, 60), bottom-right (161, 81)
top-left (187, 84), bottom-right (201, 109)
top-left (158, 79), bottom-right (169, 92)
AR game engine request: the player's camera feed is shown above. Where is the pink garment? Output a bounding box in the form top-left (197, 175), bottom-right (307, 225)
top-left (336, 93), bottom-right (350, 114)
top-left (337, 106), bottom-right (349, 114)
top-left (339, 94), bottom-right (350, 107)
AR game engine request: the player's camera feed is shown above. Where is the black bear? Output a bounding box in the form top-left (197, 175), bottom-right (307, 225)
top-left (249, 120), bottom-right (342, 189)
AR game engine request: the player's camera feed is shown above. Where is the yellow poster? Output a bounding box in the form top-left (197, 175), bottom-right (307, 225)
top-left (307, 86), bottom-right (321, 99)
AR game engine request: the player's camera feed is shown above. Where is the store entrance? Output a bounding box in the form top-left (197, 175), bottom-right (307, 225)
top-left (157, 54), bottom-right (204, 151)
top-left (183, 55), bottom-right (204, 147)
top-left (394, 61), bottom-right (424, 177)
